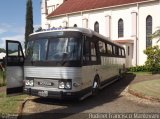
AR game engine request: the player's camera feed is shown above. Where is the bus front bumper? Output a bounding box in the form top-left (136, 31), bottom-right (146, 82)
top-left (23, 87), bottom-right (91, 100)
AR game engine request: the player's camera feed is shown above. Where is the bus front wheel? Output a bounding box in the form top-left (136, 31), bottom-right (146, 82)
top-left (92, 77), bottom-right (100, 96)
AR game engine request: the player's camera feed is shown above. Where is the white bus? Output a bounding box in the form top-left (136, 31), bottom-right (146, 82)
top-left (6, 27), bottom-right (126, 100)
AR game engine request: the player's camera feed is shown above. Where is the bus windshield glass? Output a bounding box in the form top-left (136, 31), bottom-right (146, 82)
top-left (26, 37), bottom-right (81, 62)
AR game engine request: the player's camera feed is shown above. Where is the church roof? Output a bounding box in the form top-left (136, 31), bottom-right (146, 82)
top-left (47, 0), bottom-right (151, 18)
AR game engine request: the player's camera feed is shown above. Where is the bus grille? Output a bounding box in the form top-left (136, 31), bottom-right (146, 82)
top-left (34, 78), bottom-right (59, 88)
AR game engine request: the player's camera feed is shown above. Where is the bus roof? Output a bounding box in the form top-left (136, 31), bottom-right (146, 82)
top-left (30, 27), bottom-right (124, 48)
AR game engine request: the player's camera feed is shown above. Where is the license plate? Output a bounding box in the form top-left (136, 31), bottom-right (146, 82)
top-left (38, 90), bottom-right (48, 97)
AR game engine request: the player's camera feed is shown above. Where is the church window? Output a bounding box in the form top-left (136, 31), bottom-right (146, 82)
top-left (146, 15), bottom-right (152, 48)
top-left (118, 19), bottom-right (124, 38)
top-left (94, 21), bottom-right (99, 33)
top-left (74, 24), bottom-right (77, 27)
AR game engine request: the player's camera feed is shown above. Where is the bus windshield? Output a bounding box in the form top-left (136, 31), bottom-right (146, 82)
top-left (26, 37), bottom-right (81, 62)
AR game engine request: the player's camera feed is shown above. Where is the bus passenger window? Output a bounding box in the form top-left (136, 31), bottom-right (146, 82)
top-left (91, 42), bottom-right (97, 61)
top-left (83, 40), bottom-right (90, 61)
top-left (115, 46), bottom-right (119, 56)
top-left (112, 46), bottom-right (116, 55)
top-left (99, 41), bottom-right (106, 53)
top-left (122, 49), bottom-right (125, 57)
top-left (119, 48), bottom-right (122, 56)
top-left (107, 44), bottom-right (112, 55)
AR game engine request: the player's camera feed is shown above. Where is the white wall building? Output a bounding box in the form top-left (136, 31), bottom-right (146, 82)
top-left (41, 0), bottom-right (160, 67)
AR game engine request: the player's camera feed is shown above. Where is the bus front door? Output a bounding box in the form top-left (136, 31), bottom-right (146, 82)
top-left (6, 40), bottom-right (24, 95)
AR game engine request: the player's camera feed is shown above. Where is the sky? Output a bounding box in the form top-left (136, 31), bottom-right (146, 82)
top-left (0, 0), bottom-right (41, 49)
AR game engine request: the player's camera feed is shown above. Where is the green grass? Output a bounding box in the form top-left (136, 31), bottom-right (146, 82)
top-left (0, 92), bottom-right (28, 114)
top-left (0, 70), bottom-right (28, 114)
top-left (129, 79), bottom-right (160, 100)
top-left (128, 71), bottom-right (153, 75)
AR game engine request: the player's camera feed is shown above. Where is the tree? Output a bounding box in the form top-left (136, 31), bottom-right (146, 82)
top-left (25, 0), bottom-right (34, 49)
top-left (150, 27), bottom-right (160, 43)
top-left (0, 48), bottom-right (6, 53)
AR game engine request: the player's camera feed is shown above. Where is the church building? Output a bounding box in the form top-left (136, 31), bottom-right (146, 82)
top-left (41, 0), bottom-right (160, 67)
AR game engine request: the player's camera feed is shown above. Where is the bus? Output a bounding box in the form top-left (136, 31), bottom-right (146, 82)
top-left (6, 27), bottom-right (126, 100)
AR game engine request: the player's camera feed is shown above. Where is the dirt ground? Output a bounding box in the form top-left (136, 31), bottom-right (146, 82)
top-left (18, 73), bottom-right (160, 119)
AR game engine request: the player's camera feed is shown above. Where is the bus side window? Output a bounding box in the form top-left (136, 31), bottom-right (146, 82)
top-left (116, 46), bottom-right (119, 56)
top-left (112, 45), bottom-right (115, 55)
top-left (99, 41), bottom-right (106, 53)
top-left (91, 42), bottom-right (97, 61)
top-left (122, 49), bottom-right (125, 57)
top-left (107, 44), bottom-right (112, 55)
top-left (119, 48), bottom-right (122, 57)
top-left (83, 39), bottom-right (90, 62)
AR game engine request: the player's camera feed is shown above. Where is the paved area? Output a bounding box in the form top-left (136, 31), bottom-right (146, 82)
top-left (20, 73), bottom-right (160, 119)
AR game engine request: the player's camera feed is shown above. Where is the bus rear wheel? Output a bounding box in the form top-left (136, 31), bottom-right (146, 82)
top-left (118, 69), bottom-right (123, 79)
top-left (92, 77), bottom-right (100, 96)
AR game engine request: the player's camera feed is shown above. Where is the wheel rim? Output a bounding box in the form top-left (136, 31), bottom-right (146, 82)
top-left (92, 80), bottom-right (99, 95)
top-left (93, 81), bottom-right (98, 89)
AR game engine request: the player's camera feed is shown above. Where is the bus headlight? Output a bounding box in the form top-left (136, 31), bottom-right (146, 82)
top-left (59, 81), bottom-right (65, 89)
top-left (58, 80), bottom-right (72, 90)
top-left (65, 82), bottom-right (72, 89)
top-left (25, 80), bottom-right (34, 86)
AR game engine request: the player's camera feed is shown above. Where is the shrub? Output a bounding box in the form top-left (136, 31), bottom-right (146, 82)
top-left (128, 65), bottom-right (151, 72)
top-left (144, 46), bottom-right (160, 73)
top-left (129, 46), bottom-right (160, 73)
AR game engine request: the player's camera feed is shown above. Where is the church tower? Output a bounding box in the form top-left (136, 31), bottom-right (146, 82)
top-left (41, 0), bottom-right (64, 29)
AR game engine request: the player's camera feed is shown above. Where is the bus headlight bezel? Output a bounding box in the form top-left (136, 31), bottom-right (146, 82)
top-left (65, 82), bottom-right (72, 89)
top-left (58, 79), bottom-right (72, 90)
top-left (25, 80), bottom-right (34, 86)
top-left (58, 81), bottom-right (65, 89)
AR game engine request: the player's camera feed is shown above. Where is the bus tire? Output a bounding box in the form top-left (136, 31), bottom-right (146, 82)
top-left (92, 76), bottom-right (100, 96)
top-left (118, 69), bottom-right (123, 80)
